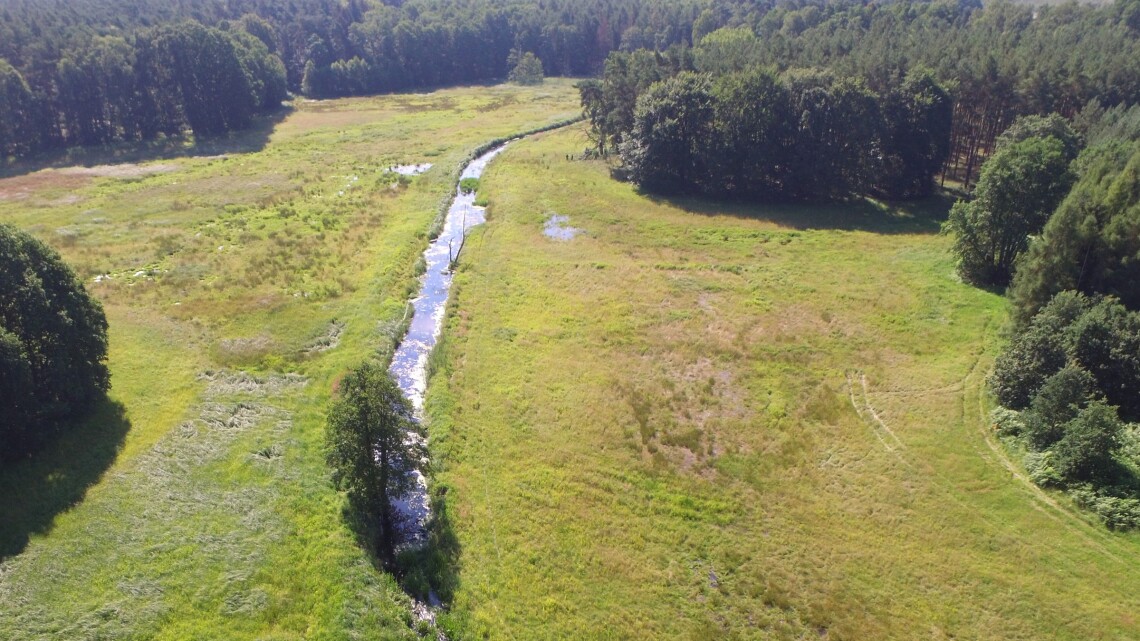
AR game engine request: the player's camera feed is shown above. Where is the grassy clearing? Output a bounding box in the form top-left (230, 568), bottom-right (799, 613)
top-left (0, 81), bottom-right (582, 640)
top-left (426, 125), bottom-right (1140, 640)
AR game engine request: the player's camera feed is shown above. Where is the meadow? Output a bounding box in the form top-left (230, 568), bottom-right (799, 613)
top-left (0, 80), bottom-right (582, 640)
top-left (425, 125), bottom-right (1140, 639)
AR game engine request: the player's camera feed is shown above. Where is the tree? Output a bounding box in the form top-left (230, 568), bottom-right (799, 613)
top-left (710, 67), bottom-right (793, 198)
top-left (0, 224), bottom-right (109, 461)
top-left (1054, 401), bottom-right (1123, 483)
top-left (621, 72), bottom-right (715, 194)
top-left (1009, 143), bottom-right (1140, 323)
top-left (995, 114), bottom-right (1083, 160)
top-left (1066, 297), bottom-right (1140, 421)
top-left (508, 50), bottom-right (544, 85)
top-left (875, 69), bottom-right (953, 199)
top-left (944, 135), bottom-right (1076, 287)
top-left (783, 73), bottom-right (882, 200)
top-left (0, 59), bottom-right (38, 158)
top-left (989, 290), bottom-right (1092, 409)
top-left (1022, 365), bottom-right (1096, 450)
top-left (325, 361), bottom-right (423, 562)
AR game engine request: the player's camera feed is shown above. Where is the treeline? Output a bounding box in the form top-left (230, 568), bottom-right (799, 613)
top-left (0, 0), bottom-right (706, 159)
top-left (944, 102), bottom-right (1140, 527)
top-left (297, 0), bottom-right (704, 98)
top-left (584, 56), bottom-right (950, 200)
top-left (581, 0), bottom-right (1140, 198)
top-left (6, 0), bottom-right (1140, 165)
top-left (0, 20), bottom-right (286, 158)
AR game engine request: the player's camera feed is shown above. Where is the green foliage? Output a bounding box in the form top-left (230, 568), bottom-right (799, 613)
top-left (1023, 365), bottom-right (1096, 451)
top-left (875, 68), bottom-right (953, 199)
top-left (610, 64), bottom-right (949, 201)
top-left (1067, 298), bottom-right (1140, 420)
top-left (325, 361), bottom-right (423, 562)
top-left (784, 72), bottom-right (882, 200)
top-left (995, 114), bottom-right (1083, 160)
top-left (991, 289), bottom-right (1140, 522)
top-left (990, 292), bottom-right (1081, 409)
top-left (990, 291), bottom-right (1140, 420)
top-left (578, 49), bottom-right (678, 154)
top-left (458, 177), bottom-right (480, 194)
top-left (0, 59), bottom-right (39, 158)
top-left (1070, 486), bottom-right (1140, 530)
top-left (1077, 99), bottom-right (1140, 146)
top-left (0, 224), bottom-right (109, 461)
top-left (1024, 450), bottom-right (1064, 488)
top-left (709, 67), bottom-right (794, 197)
top-left (620, 72), bottom-right (716, 195)
top-left (1053, 401), bottom-right (1123, 483)
top-left (944, 135), bottom-right (1076, 287)
top-left (507, 51), bottom-right (544, 86)
top-left (1009, 142), bottom-right (1140, 323)
top-left (990, 407), bottom-right (1025, 437)
top-left (693, 27), bottom-right (762, 75)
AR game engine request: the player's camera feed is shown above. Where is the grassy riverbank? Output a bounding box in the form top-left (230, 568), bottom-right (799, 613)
top-left (0, 81), bottom-right (582, 640)
top-left (427, 125), bottom-right (1140, 639)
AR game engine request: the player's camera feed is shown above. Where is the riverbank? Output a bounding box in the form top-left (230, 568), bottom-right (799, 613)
top-left (0, 81), bottom-right (583, 641)
top-left (424, 124), bottom-right (1140, 640)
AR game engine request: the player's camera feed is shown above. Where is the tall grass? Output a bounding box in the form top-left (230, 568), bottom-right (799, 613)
top-left (0, 81), bottom-right (584, 641)
top-left (424, 125), bottom-right (1140, 640)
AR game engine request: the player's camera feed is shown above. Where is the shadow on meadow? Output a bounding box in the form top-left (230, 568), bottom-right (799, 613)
top-left (0, 397), bottom-right (130, 559)
top-left (646, 189), bottom-right (955, 235)
top-left (389, 485), bottom-right (463, 606)
top-left (0, 107), bottom-right (292, 180)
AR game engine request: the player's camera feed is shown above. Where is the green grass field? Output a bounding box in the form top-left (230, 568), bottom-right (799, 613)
top-left (0, 81), bottom-right (582, 641)
top-left (425, 125), bottom-right (1140, 640)
top-left (5, 84), bottom-right (1140, 641)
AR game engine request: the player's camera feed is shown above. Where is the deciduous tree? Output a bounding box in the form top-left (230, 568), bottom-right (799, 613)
top-left (325, 361), bottom-right (423, 562)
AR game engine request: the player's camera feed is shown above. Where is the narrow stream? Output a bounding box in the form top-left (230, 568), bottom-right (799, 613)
top-left (389, 143), bottom-right (509, 549)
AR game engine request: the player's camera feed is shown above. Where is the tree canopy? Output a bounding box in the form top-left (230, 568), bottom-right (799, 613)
top-left (945, 130), bottom-right (1078, 287)
top-left (325, 361), bottom-right (423, 562)
top-left (508, 51), bottom-right (544, 85)
top-left (0, 224), bottom-right (109, 462)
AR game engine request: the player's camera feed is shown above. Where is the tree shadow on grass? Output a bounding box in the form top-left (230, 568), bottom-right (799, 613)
top-left (0, 397), bottom-right (130, 560)
top-left (336, 480), bottom-right (465, 632)
top-left (394, 483), bottom-right (462, 607)
top-left (0, 107), bottom-right (292, 180)
top-left (645, 190), bottom-right (955, 235)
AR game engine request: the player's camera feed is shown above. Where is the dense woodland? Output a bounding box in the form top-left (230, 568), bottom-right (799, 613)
top-left (4, 0), bottom-right (1140, 167)
top-left (584, 58), bottom-right (951, 199)
top-left (580, 0), bottom-right (1140, 199)
top-left (0, 0), bottom-right (706, 159)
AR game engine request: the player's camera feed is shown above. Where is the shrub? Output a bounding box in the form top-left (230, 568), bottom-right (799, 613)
top-left (1069, 485), bottom-right (1140, 530)
top-left (1022, 365), bottom-right (1096, 450)
top-left (1053, 401), bottom-right (1123, 483)
top-left (990, 407), bottom-right (1025, 437)
top-left (1024, 450), bottom-right (1064, 487)
top-left (459, 177), bottom-right (480, 194)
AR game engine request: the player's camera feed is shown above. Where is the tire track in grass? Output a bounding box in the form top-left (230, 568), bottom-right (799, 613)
top-left (848, 345), bottom-right (1125, 566)
top-left (956, 329), bottom-right (1126, 565)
